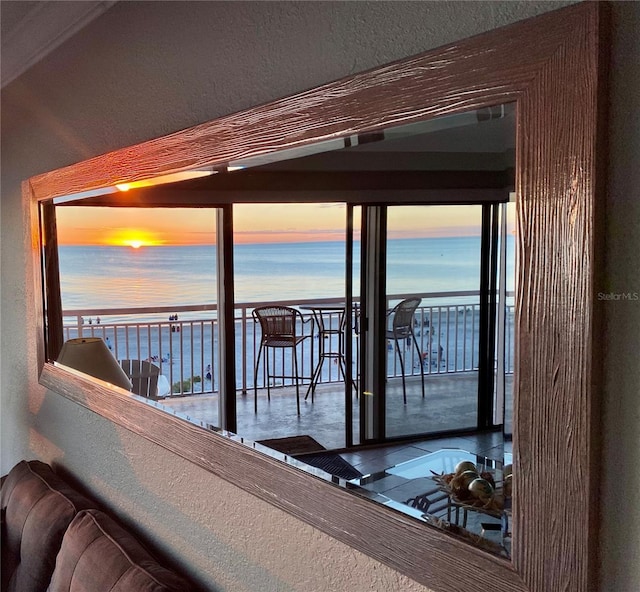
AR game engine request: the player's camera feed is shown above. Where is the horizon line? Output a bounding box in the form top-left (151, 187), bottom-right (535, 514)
top-left (57, 233), bottom-right (487, 247)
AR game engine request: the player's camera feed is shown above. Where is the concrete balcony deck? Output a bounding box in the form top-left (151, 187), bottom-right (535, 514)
top-left (160, 372), bottom-right (513, 450)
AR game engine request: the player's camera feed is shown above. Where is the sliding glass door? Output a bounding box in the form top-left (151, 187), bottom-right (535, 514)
top-left (357, 203), bottom-right (506, 444)
top-left (232, 202), bottom-right (353, 450)
top-left (202, 104), bottom-right (516, 451)
top-left (494, 200), bottom-right (516, 439)
top-left (206, 199), bottom-right (511, 449)
top-left (384, 205), bottom-right (483, 439)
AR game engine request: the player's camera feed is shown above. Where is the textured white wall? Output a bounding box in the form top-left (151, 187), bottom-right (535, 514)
top-left (599, 4), bottom-right (640, 591)
top-left (2, 1), bottom-right (638, 591)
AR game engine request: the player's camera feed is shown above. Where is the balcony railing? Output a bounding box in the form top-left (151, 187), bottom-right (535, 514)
top-left (61, 291), bottom-right (514, 397)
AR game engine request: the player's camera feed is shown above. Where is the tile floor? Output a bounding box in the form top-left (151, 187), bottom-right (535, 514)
top-left (337, 433), bottom-right (512, 557)
top-left (158, 376), bottom-right (513, 557)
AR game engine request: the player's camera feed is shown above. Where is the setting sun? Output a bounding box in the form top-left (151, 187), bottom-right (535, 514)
top-left (109, 229), bottom-right (161, 248)
top-left (54, 207), bottom-right (217, 246)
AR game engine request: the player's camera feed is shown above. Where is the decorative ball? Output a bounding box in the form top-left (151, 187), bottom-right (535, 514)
top-left (457, 471), bottom-right (478, 489)
top-left (479, 471), bottom-right (496, 488)
top-left (454, 460), bottom-right (478, 475)
top-left (503, 474), bottom-right (513, 498)
top-left (468, 477), bottom-right (494, 500)
top-left (459, 469), bottom-right (480, 485)
top-left (450, 469), bottom-right (479, 499)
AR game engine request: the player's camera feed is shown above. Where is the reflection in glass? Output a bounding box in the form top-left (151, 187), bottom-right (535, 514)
top-left (348, 447), bottom-right (512, 557)
top-left (44, 103), bottom-right (516, 557)
top-left (385, 205), bottom-right (483, 438)
top-left (54, 207), bottom-right (219, 410)
top-left (496, 201), bottom-right (516, 438)
top-left (233, 203), bottom-right (352, 449)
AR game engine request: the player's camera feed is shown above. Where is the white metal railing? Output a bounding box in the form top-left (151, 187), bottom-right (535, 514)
top-left (61, 292), bottom-right (514, 397)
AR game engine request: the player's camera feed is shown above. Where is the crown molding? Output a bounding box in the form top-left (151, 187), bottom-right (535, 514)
top-left (1, 0), bottom-right (116, 88)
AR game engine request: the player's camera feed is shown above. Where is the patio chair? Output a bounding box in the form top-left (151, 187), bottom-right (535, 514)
top-left (252, 306), bottom-right (314, 415)
top-left (386, 297), bottom-right (425, 403)
top-left (120, 359), bottom-right (160, 399)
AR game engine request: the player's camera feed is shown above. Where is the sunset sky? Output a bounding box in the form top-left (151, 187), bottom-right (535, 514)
top-left (55, 204), bottom-right (484, 247)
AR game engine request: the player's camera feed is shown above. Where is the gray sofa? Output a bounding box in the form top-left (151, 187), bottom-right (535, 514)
top-left (1, 460), bottom-right (194, 592)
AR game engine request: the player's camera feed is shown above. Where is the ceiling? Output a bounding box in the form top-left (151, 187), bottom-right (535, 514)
top-left (58, 105), bottom-right (515, 208)
top-left (3, 1), bottom-right (514, 200)
top-left (1, 0), bottom-right (116, 88)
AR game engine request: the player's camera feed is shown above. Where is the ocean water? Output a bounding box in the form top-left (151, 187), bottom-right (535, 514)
top-left (58, 236), bottom-right (513, 321)
top-left (57, 237), bottom-right (516, 393)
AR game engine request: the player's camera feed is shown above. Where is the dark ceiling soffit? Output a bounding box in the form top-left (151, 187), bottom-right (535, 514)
top-left (61, 189), bottom-right (510, 208)
top-left (58, 169), bottom-right (514, 207)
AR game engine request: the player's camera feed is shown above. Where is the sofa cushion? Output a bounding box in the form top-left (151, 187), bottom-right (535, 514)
top-left (48, 509), bottom-right (192, 592)
top-left (0, 461), bottom-right (95, 592)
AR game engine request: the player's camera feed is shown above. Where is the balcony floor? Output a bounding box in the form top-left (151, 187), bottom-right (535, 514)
top-left (160, 372), bottom-right (513, 451)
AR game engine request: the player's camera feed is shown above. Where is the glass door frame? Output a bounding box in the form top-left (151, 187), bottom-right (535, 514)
top-left (217, 198), bottom-right (510, 446)
top-left (356, 201), bottom-right (505, 445)
top-left (357, 205), bottom-right (388, 444)
top-left (344, 205), bottom-right (357, 447)
top-left (217, 204), bottom-right (237, 433)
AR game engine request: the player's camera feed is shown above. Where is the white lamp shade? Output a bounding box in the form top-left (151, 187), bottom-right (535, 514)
top-left (57, 338), bottom-right (132, 391)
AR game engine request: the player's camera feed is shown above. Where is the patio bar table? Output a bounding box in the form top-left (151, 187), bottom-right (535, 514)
top-left (300, 303), bottom-right (355, 400)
